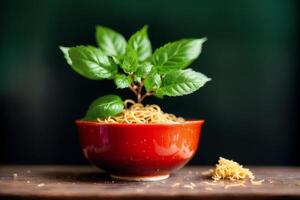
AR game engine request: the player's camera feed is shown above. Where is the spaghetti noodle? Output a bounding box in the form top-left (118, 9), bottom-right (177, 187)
top-left (97, 99), bottom-right (185, 124)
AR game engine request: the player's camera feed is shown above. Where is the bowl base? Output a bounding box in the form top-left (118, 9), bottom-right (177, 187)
top-left (110, 174), bottom-right (170, 181)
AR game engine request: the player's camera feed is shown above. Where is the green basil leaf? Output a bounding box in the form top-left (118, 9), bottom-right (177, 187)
top-left (136, 62), bottom-right (153, 78)
top-left (59, 46), bottom-right (72, 65)
top-left (144, 74), bottom-right (161, 92)
top-left (111, 55), bottom-right (122, 65)
top-left (69, 46), bottom-right (118, 80)
top-left (95, 26), bottom-right (127, 57)
top-left (84, 94), bottom-right (124, 120)
top-left (134, 75), bottom-right (142, 83)
top-left (114, 74), bottom-right (132, 89)
top-left (121, 50), bottom-right (138, 73)
top-left (127, 25), bottom-right (152, 62)
top-left (155, 69), bottom-right (211, 97)
top-left (152, 38), bottom-right (207, 72)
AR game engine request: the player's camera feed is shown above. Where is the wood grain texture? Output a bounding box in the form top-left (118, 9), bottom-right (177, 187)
top-left (0, 166), bottom-right (300, 200)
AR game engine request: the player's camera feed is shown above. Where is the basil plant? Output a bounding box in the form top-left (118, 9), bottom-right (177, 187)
top-left (60, 25), bottom-right (211, 120)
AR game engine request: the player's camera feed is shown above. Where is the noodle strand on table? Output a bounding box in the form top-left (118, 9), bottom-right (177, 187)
top-left (97, 99), bottom-right (185, 124)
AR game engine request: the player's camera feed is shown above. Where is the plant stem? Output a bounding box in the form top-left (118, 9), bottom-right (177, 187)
top-left (129, 80), bottom-right (153, 104)
top-left (137, 81), bottom-right (144, 103)
top-left (140, 92), bottom-right (153, 102)
top-left (129, 84), bottom-right (138, 96)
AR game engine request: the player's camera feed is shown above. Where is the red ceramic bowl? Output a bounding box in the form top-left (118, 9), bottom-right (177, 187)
top-left (76, 120), bottom-right (204, 181)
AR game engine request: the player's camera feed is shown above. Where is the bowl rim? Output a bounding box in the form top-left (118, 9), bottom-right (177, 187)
top-left (75, 119), bottom-right (204, 127)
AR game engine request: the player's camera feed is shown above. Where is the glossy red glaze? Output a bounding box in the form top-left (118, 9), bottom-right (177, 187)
top-left (76, 120), bottom-right (204, 178)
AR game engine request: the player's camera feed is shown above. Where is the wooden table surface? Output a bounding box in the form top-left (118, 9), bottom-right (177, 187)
top-left (0, 166), bottom-right (300, 200)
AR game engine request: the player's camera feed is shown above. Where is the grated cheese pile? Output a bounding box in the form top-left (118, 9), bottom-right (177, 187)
top-left (204, 157), bottom-right (264, 185)
top-left (207, 157), bottom-right (256, 182)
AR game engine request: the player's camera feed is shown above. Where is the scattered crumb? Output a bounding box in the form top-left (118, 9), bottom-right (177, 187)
top-left (202, 170), bottom-right (212, 176)
top-left (190, 182), bottom-right (196, 187)
top-left (202, 180), bottom-right (248, 189)
top-left (205, 187), bottom-right (213, 191)
top-left (37, 183), bottom-right (45, 187)
top-left (13, 173), bottom-right (18, 179)
top-left (183, 184), bottom-right (195, 189)
top-left (251, 179), bottom-right (264, 185)
top-left (171, 182), bottom-right (181, 187)
top-left (202, 181), bottom-right (218, 186)
top-left (26, 181), bottom-right (30, 184)
top-left (268, 180), bottom-right (274, 184)
top-left (225, 182), bottom-right (246, 189)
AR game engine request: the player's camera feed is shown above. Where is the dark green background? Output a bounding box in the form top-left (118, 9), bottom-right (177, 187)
top-left (0, 0), bottom-right (299, 165)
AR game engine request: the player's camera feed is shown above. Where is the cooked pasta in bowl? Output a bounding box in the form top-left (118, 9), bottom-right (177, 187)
top-left (97, 100), bottom-right (185, 124)
top-left (76, 117), bottom-right (204, 181)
